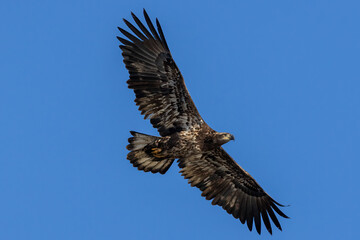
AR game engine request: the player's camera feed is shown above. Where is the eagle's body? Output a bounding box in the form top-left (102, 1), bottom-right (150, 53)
top-left (129, 124), bottom-right (232, 160)
top-left (117, 10), bottom-right (288, 235)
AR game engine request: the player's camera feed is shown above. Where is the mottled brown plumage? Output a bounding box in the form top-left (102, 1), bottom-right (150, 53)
top-left (117, 9), bottom-right (288, 235)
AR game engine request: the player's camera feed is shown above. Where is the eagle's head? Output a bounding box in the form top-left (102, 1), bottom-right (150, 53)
top-left (214, 132), bottom-right (235, 146)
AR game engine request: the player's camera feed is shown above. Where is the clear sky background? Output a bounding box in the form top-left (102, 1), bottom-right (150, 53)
top-left (1, 0), bottom-right (359, 239)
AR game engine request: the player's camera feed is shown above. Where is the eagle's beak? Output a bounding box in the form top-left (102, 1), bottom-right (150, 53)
top-left (230, 134), bottom-right (235, 141)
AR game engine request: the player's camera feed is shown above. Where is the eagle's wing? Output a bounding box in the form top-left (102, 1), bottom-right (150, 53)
top-left (117, 10), bottom-right (203, 136)
top-left (178, 147), bottom-right (288, 235)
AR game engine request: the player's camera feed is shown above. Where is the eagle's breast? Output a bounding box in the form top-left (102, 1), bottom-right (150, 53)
top-left (167, 125), bottom-right (214, 158)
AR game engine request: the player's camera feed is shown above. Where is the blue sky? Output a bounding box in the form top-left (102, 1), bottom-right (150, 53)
top-left (1, 0), bottom-right (359, 239)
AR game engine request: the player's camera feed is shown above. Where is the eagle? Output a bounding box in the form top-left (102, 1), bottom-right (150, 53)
top-left (117, 9), bottom-right (288, 235)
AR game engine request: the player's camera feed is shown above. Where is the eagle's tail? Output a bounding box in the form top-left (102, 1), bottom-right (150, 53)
top-left (126, 131), bottom-right (175, 174)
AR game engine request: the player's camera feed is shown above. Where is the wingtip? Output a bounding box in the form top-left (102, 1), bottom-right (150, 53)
top-left (117, 27), bottom-right (126, 35)
top-left (131, 11), bottom-right (137, 21)
top-left (123, 18), bottom-right (130, 25)
top-left (270, 196), bottom-right (291, 209)
top-left (143, 8), bottom-right (148, 17)
top-left (155, 18), bottom-right (161, 29)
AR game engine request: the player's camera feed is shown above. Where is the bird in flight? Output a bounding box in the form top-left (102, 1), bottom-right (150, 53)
top-left (117, 9), bottom-right (288, 235)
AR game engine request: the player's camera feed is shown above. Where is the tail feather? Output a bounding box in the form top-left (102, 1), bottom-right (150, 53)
top-left (126, 131), bottom-right (174, 174)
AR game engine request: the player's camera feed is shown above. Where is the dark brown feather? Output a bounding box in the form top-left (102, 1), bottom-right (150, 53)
top-left (259, 199), bottom-right (273, 234)
top-left (117, 10), bottom-right (204, 137)
top-left (123, 18), bottom-right (147, 41)
top-left (178, 147), bottom-right (288, 235)
top-left (143, 9), bottom-right (162, 42)
top-left (131, 12), bottom-right (153, 39)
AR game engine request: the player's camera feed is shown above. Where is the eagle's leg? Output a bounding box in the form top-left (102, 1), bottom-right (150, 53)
top-left (126, 131), bottom-right (175, 174)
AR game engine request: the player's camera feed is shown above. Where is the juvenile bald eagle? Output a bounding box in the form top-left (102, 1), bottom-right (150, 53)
top-left (117, 10), bottom-right (288, 234)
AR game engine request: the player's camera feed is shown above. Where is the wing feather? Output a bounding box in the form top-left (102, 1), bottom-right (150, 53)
top-left (131, 12), bottom-right (153, 39)
top-left (260, 199), bottom-right (273, 234)
top-left (178, 147), bottom-right (288, 235)
top-left (143, 9), bottom-right (162, 42)
top-left (123, 18), bottom-right (147, 41)
top-left (118, 10), bottom-right (203, 136)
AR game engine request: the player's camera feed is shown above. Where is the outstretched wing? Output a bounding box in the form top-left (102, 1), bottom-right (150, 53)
top-left (117, 10), bottom-right (203, 136)
top-left (178, 147), bottom-right (288, 235)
